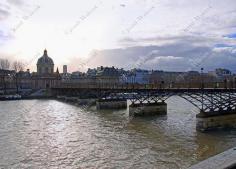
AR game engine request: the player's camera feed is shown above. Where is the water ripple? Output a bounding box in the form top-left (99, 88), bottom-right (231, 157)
top-left (0, 99), bottom-right (235, 169)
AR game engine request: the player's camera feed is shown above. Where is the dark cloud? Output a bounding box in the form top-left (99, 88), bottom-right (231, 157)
top-left (0, 8), bottom-right (10, 20)
top-left (86, 35), bottom-right (236, 72)
top-left (7, 0), bottom-right (24, 6)
top-left (120, 34), bottom-right (220, 47)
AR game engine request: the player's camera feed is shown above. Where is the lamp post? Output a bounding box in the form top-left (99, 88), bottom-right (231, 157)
top-left (3, 74), bottom-right (6, 95)
top-left (201, 68), bottom-right (204, 89)
top-left (201, 68), bottom-right (204, 111)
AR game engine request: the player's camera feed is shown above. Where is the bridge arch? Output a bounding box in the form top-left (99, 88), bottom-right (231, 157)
top-left (120, 91), bottom-right (236, 114)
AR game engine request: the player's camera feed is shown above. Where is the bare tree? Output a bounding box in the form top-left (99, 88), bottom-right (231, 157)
top-left (12, 61), bottom-right (24, 72)
top-left (12, 61), bottom-right (24, 93)
top-left (0, 59), bottom-right (10, 70)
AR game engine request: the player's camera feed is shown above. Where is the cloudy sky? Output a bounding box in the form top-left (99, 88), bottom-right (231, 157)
top-left (0, 0), bottom-right (236, 72)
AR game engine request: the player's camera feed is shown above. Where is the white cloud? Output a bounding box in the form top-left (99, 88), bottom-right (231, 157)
top-left (0, 0), bottom-right (235, 72)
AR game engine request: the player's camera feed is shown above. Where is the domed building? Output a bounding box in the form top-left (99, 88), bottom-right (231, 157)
top-left (37, 49), bottom-right (54, 74)
top-left (31, 49), bottom-right (61, 89)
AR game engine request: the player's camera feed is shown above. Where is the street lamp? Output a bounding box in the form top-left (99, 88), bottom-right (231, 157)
top-left (201, 68), bottom-right (204, 89)
top-left (200, 68), bottom-right (204, 110)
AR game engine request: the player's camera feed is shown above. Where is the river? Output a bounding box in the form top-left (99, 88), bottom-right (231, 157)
top-left (0, 97), bottom-right (236, 169)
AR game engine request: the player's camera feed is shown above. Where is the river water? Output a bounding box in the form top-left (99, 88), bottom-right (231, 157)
top-left (0, 97), bottom-right (236, 169)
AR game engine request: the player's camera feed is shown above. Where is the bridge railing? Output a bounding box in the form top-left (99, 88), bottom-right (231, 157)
top-left (52, 81), bottom-right (236, 90)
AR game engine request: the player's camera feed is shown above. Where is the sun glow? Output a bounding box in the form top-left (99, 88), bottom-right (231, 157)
top-left (4, 20), bottom-right (108, 72)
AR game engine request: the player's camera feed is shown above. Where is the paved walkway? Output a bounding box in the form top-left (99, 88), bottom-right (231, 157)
top-left (189, 147), bottom-right (236, 169)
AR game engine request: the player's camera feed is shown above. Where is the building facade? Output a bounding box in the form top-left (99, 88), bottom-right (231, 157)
top-left (63, 65), bottom-right (67, 74)
top-left (31, 49), bottom-right (61, 89)
top-left (37, 49), bottom-right (54, 74)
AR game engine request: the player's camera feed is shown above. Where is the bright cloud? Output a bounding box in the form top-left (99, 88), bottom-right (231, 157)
top-left (0, 0), bottom-right (236, 72)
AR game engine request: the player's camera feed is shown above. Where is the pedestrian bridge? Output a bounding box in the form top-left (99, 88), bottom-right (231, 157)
top-left (51, 83), bottom-right (236, 131)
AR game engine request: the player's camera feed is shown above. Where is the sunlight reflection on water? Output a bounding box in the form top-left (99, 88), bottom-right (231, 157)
top-left (0, 97), bottom-right (235, 169)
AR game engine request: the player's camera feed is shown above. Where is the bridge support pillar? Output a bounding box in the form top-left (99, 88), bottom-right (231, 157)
top-left (57, 96), bottom-right (78, 103)
top-left (129, 102), bottom-right (167, 116)
top-left (96, 99), bottom-right (127, 110)
top-left (77, 98), bottom-right (96, 106)
top-left (57, 96), bottom-right (96, 106)
top-left (196, 111), bottom-right (236, 131)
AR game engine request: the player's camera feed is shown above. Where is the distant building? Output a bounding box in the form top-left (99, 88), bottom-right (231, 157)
top-left (61, 65), bottom-right (71, 82)
top-left (17, 69), bottom-right (31, 89)
top-left (124, 69), bottom-right (150, 84)
top-left (187, 71), bottom-right (200, 76)
top-left (215, 68), bottom-right (231, 76)
top-left (0, 69), bottom-right (15, 91)
top-left (71, 71), bottom-right (84, 79)
top-left (31, 49), bottom-right (61, 89)
top-left (87, 68), bottom-right (97, 77)
top-left (63, 65), bottom-right (67, 74)
top-left (61, 73), bottom-right (71, 82)
top-left (149, 70), bottom-right (185, 84)
top-left (37, 49), bottom-right (54, 74)
top-left (65, 71), bottom-right (95, 86)
top-left (208, 68), bottom-right (232, 82)
top-left (96, 66), bottom-right (120, 85)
